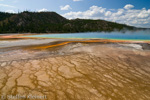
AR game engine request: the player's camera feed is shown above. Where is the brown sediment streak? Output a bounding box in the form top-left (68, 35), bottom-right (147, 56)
top-left (28, 40), bottom-right (106, 49)
top-left (35, 41), bottom-right (71, 49)
top-left (0, 34), bottom-right (36, 39)
top-left (29, 39), bottom-right (150, 50)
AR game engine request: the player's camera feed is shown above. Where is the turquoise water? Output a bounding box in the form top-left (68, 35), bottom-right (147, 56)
top-left (23, 31), bottom-right (150, 41)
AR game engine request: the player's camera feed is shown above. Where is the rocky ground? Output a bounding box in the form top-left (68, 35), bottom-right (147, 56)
top-left (0, 39), bottom-right (150, 100)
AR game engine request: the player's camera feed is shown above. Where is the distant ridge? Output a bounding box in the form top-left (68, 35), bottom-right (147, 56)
top-left (0, 11), bottom-right (141, 33)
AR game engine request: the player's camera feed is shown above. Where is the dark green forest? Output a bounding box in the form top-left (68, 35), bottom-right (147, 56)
top-left (0, 11), bottom-right (139, 33)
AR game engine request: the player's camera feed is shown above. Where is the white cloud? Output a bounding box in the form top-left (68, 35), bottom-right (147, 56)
top-left (105, 11), bottom-right (111, 16)
top-left (63, 5), bottom-right (105, 19)
top-left (0, 4), bottom-right (15, 8)
top-left (73, 0), bottom-right (82, 1)
top-left (124, 4), bottom-right (134, 10)
top-left (63, 5), bottom-right (150, 28)
top-left (38, 8), bottom-right (48, 12)
top-left (5, 10), bottom-right (15, 13)
top-left (60, 5), bottom-right (72, 10)
top-left (137, 9), bottom-right (149, 18)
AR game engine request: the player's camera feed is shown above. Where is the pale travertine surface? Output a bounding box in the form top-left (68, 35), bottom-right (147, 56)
top-left (0, 43), bottom-right (150, 100)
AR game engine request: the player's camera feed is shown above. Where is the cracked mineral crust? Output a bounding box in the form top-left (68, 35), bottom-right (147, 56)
top-left (0, 42), bottom-right (150, 100)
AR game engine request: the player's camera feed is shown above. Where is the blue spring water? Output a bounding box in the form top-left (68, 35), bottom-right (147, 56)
top-left (22, 31), bottom-right (150, 41)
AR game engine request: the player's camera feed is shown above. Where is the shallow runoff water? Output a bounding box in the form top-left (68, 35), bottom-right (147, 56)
top-left (23, 31), bottom-right (150, 41)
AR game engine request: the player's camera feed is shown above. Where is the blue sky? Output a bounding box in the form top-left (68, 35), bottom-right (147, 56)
top-left (0, 0), bottom-right (150, 28)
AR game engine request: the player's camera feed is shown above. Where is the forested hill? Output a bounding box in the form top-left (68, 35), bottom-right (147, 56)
top-left (0, 11), bottom-right (137, 33)
top-left (0, 12), bottom-right (15, 22)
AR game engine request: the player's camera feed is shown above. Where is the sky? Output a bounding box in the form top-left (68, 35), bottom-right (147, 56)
top-left (0, 0), bottom-right (150, 28)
